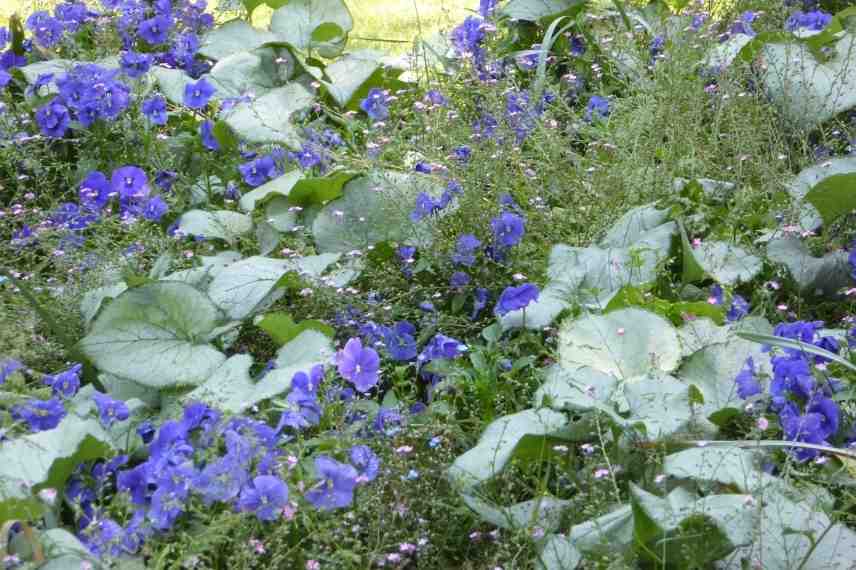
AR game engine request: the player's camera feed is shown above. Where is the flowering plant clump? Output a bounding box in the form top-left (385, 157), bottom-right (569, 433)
top-left (3, 0), bottom-right (856, 567)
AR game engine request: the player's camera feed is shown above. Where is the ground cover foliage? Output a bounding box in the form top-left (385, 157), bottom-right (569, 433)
top-left (1, 0), bottom-right (856, 568)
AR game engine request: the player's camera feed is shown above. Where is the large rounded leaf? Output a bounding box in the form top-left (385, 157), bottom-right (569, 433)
top-left (622, 373), bottom-right (714, 441)
top-left (448, 408), bottom-right (568, 490)
top-left (312, 171), bottom-right (440, 253)
top-left (767, 236), bottom-right (852, 297)
top-left (221, 83), bottom-right (314, 149)
top-left (786, 156), bottom-right (856, 231)
top-left (208, 47), bottom-right (296, 98)
top-left (321, 50), bottom-right (384, 109)
top-left (558, 308), bottom-right (681, 379)
top-left (207, 254), bottom-right (340, 320)
top-left (239, 170), bottom-right (304, 212)
top-left (760, 33), bottom-right (856, 129)
top-left (185, 329), bottom-right (333, 413)
top-left (0, 416), bottom-right (112, 521)
top-left (687, 241), bottom-right (762, 285)
top-left (501, 0), bottom-right (587, 23)
top-left (198, 19), bottom-right (277, 61)
top-left (502, 205), bottom-right (675, 330)
top-left (178, 209), bottom-right (253, 243)
top-left (78, 282), bottom-right (226, 388)
top-left (270, 0), bottom-right (354, 58)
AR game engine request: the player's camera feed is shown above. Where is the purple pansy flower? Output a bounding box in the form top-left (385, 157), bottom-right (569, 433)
top-left (495, 283), bottom-right (539, 315)
top-left (336, 338), bottom-right (380, 393)
top-left (12, 398), bottom-right (66, 432)
top-left (305, 455), bottom-right (358, 511)
top-left (93, 392), bottom-right (130, 427)
top-left (183, 78), bottom-right (215, 109)
top-left (237, 475), bottom-right (288, 521)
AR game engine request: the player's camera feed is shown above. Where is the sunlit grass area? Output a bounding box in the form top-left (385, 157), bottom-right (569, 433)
top-left (1, 0), bottom-right (478, 50)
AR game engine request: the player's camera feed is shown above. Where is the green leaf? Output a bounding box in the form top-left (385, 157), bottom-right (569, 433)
top-left (151, 66), bottom-right (200, 106)
top-left (558, 308), bottom-right (681, 379)
top-left (689, 240), bottom-right (762, 286)
top-left (320, 50), bottom-right (385, 109)
top-left (38, 529), bottom-right (99, 569)
top-left (239, 170), bottom-right (304, 212)
top-left (207, 254), bottom-right (339, 320)
top-left (462, 493), bottom-right (571, 531)
top-left (678, 221), bottom-right (705, 284)
top-left (538, 534), bottom-right (582, 570)
top-left (448, 408), bottom-right (569, 490)
top-left (264, 197), bottom-right (300, 232)
top-left (804, 172), bottom-right (856, 227)
top-left (270, 0), bottom-right (354, 58)
top-left (569, 505), bottom-right (634, 554)
top-left (311, 171), bottom-right (441, 253)
top-left (258, 311), bottom-right (334, 346)
top-left (766, 237), bottom-right (852, 298)
top-left (197, 19), bottom-right (277, 61)
top-left (177, 210), bottom-right (253, 244)
top-left (208, 47), bottom-right (295, 99)
top-left (630, 485), bottom-right (756, 566)
top-left (185, 330), bottom-right (333, 412)
top-left (501, 0), bottom-right (588, 24)
top-left (221, 83), bottom-right (314, 149)
top-left (502, 204), bottom-right (675, 330)
top-left (785, 157), bottom-right (856, 231)
top-left (80, 282), bottom-right (128, 327)
top-left (288, 170), bottom-right (358, 206)
top-left (78, 282), bottom-right (226, 388)
top-left (760, 33), bottom-right (856, 129)
top-left (622, 373), bottom-right (710, 441)
top-left (679, 325), bottom-right (774, 421)
top-left (0, 416), bottom-right (113, 521)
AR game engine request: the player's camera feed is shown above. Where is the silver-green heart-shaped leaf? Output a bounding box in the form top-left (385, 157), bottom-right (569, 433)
top-left (78, 282), bottom-right (226, 388)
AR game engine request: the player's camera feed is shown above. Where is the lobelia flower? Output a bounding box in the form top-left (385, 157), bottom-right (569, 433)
top-left (43, 363), bottom-right (82, 398)
top-left (735, 357), bottom-right (761, 399)
top-left (491, 212), bottom-right (525, 248)
top-left (373, 406), bottom-right (403, 435)
top-left (785, 10), bottom-right (832, 32)
top-left (35, 99), bottom-right (71, 138)
top-left (728, 11), bottom-right (757, 37)
top-left (495, 283), bottom-right (539, 315)
top-left (142, 195), bottom-right (168, 222)
top-left (12, 397), bottom-right (66, 432)
top-left (199, 120), bottom-right (219, 151)
top-left (350, 445), bottom-right (380, 482)
top-left (0, 359), bottom-right (23, 384)
top-left (141, 94), bottom-right (168, 125)
top-left (183, 77), bottom-right (215, 109)
top-left (238, 155), bottom-right (277, 187)
top-left (727, 295), bottom-right (750, 322)
top-left (92, 392), bottom-right (130, 427)
top-left (78, 171), bottom-right (111, 211)
top-left (138, 14), bottom-right (172, 45)
top-left (471, 287), bottom-right (489, 321)
top-left (120, 50), bottom-right (152, 78)
top-left (26, 11), bottom-right (65, 48)
top-left (585, 95), bottom-right (610, 122)
top-left (304, 455), bottom-right (358, 510)
top-left (450, 271), bottom-right (471, 289)
top-left (336, 337), bottom-right (380, 393)
top-left (383, 322), bottom-right (417, 361)
top-left (111, 166), bottom-right (149, 201)
top-left (359, 88), bottom-right (390, 121)
top-left (451, 16), bottom-right (485, 56)
top-left (238, 475), bottom-right (289, 521)
top-left (453, 234), bottom-right (481, 267)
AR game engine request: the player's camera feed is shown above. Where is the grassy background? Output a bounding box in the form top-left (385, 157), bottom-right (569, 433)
top-left (1, 0), bottom-right (480, 48)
